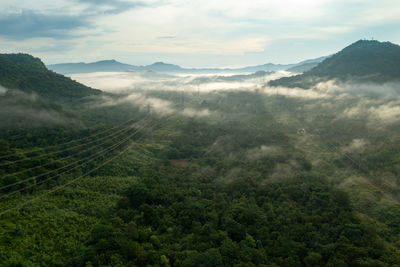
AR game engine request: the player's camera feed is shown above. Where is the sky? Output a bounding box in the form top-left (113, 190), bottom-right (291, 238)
top-left (0, 0), bottom-right (399, 68)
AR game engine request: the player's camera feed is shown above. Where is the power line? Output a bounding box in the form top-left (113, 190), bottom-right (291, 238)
top-left (1, 117), bottom-right (147, 178)
top-left (1, 142), bottom-right (116, 200)
top-left (0, 122), bottom-right (150, 200)
top-left (0, 121), bottom-right (150, 191)
top-left (0, 116), bottom-right (140, 160)
top-left (0, 140), bottom-right (132, 217)
top-left (0, 113), bottom-right (175, 217)
top-left (0, 116), bottom-right (147, 167)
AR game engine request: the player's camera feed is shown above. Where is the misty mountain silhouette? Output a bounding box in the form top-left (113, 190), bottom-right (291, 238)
top-left (142, 62), bottom-right (183, 72)
top-left (47, 57), bottom-right (326, 74)
top-left (47, 59), bottom-right (137, 74)
top-left (286, 62), bottom-right (320, 73)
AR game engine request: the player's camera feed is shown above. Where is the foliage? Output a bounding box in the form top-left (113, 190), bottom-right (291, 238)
top-left (1, 54), bottom-right (400, 266)
top-left (0, 53), bottom-right (101, 104)
top-left (269, 40), bottom-right (400, 88)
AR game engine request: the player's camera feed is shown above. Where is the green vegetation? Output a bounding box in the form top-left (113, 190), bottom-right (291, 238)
top-left (1, 51), bottom-right (400, 266)
top-left (0, 54), bottom-right (101, 104)
top-left (270, 40), bottom-right (400, 88)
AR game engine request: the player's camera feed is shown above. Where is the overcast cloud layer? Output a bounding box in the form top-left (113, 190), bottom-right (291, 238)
top-left (1, 0), bottom-right (399, 67)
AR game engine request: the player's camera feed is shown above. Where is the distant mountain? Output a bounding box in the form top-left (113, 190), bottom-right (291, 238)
top-left (270, 40), bottom-right (400, 88)
top-left (191, 71), bottom-right (272, 84)
top-left (47, 60), bottom-right (138, 74)
top-left (286, 62), bottom-right (320, 73)
top-left (0, 53), bottom-right (101, 103)
top-left (296, 56), bottom-right (329, 65)
top-left (47, 60), bottom-right (287, 74)
top-left (233, 63), bottom-right (295, 73)
top-left (48, 57), bottom-right (327, 75)
top-left (217, 70), bottom-right (271, 81)
top-left (285, 56), bottom-right (329, 73)
top-left (141, 62), bottom-right (183, 72)
top-left (48, 60), bottom-right (185, 74)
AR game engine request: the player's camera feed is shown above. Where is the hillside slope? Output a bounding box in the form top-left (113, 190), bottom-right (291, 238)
top-left (286, 62), bottom-right (320, 73)
top-left (270, 40), bottom-right (400, 88)
top-left (0, 54), bottom-right (101, 103)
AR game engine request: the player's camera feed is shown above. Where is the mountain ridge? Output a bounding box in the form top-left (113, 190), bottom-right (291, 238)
top-left (47, 56), bottom-right (327, 74)
top-left (0, 53), bottom-right (101, 104)
top-left (269, 40), bottom-right (400, 88)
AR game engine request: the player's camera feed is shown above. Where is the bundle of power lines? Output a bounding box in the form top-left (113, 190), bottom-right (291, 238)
top-left (0, 114), bottom-right (172, 217)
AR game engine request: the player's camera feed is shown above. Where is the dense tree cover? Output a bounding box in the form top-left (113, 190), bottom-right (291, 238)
top-left (81, 169), bottom-right (400, 266)
top-left (0, 96), bottom-right (149, 196)
top-left (0, 54), bottom-right (101, 104)
top-left (1, 56), bottom-right (400, 265)
top-left (269, 40), bottom-right (400, 88)
top-left (308, 40), bottom-right (400, 78)
top-left (1, 108), bottom-right (400, 265)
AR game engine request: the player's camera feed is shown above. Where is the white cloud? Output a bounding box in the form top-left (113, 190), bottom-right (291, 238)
top-left (368, 103), bottom-right (400, 125)
top-left (342, 139), bottom-right (368, 153)
top-left (246, 145), bottom-right (282, 161)
top-left (262, 86), bottom-right (331, 99)
top-left (99, 93), bottom-right (175, 115)
top-left (71, 72), bottom-right (137, 92)
top-left (0, 85), bottom-right (8, 95)
top-left (342, 100), bottom-right (400, 126)
top-left (1, 0), bottom-right (400, 66)
top-left (182, 108), bottom-right (210, 118)
top-left (98, 92), bottom-right (212, 118)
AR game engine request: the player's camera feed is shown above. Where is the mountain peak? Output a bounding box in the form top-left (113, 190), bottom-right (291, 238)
top-left (150, 61), bottom-right (179, 67)
top-left (269, 39), bottom-right (400, 88)
top-left (94, 59), bottom-right (122, 64)
top-left (145, 61), bottom-right (182, 71)
top-left (0, 53), bottom-right (100, 102)
top-left (0, 53), bottom-right (47, 74)
top-left (342, 39), bottom-right (397, 51)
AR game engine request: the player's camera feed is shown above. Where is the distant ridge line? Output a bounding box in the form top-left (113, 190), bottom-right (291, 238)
top-left (47, 56), bottom-right (327, 75)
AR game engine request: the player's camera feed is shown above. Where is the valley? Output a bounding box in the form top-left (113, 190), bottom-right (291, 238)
top-left (1, 40), bottom-right (400, 266)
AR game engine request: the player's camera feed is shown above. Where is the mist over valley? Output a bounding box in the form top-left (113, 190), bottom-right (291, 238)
top-left (1, 1), bottom-right (400, 265)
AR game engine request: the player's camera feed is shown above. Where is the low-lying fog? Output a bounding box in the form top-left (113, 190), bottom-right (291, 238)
top-left (69, 70), bottom-right (400, 128)
top-left (70, 71), bottom-right (293, 93)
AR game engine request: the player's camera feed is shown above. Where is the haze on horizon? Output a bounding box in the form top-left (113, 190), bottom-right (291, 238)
top-left (0, 0), bottom-right (399, 68)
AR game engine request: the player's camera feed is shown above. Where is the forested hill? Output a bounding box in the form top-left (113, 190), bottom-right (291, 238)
top-left (0, 53), bottom-right (101, 103)
top-left (269, 40), bottom-right (400, 88)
